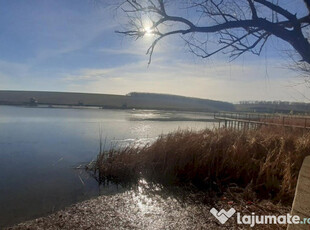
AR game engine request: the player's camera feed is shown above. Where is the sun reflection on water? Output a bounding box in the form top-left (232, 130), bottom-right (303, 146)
top-left (131, 179), bottom-right (168, 221)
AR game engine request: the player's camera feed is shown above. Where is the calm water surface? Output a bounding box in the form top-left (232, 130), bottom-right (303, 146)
top-left (0, 106), bottom-right (215, 227)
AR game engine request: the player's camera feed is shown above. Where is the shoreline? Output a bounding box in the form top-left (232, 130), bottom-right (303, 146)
top-left (6, 188), bottom-right (290, 230)
top-left (0, 103), bottom-right (219, 114)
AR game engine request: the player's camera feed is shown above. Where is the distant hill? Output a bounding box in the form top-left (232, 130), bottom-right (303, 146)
top-left (0, 90), bottom-right (234, 112)
top-left (127, 92), bottom-right (234, 111)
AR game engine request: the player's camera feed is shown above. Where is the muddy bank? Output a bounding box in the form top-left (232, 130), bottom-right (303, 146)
top-left (7, 192), bottom-right (214, 229)
top-left (7, 186), bottom-right (289, 230)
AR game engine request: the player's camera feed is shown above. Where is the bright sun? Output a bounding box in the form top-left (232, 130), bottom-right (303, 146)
top-left (144, 26), bottom-right (153, 36)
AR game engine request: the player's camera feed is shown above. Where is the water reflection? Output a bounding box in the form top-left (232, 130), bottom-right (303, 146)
top-left (134, 179), bottom-right (162, 215)
top-left (0, 106), bottom-right (215, 227)
top-left (113, 137), bottom-right (156, 148)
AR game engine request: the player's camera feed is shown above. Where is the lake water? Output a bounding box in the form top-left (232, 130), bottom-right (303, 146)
top-left (0, 106), bottom-right (216, 227)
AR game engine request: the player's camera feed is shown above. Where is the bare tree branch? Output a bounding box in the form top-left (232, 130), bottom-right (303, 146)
top-left (115, 0), bottom-right (310, 66)
top-left (304, 0), bottom-right (310, 13)
top-left (253, 0), bottom-right (296, 21)
top-left (246, 0), bottom-right (258, 19)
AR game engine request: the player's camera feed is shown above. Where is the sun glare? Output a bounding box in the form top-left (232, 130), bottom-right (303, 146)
top-left (144, 26), bottom-right (153, 36)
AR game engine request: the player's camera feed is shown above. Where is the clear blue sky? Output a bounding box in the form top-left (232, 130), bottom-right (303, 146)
top-left (0, 0), bottom-right (309, 102)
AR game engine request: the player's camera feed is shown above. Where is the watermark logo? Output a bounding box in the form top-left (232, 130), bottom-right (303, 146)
top-left (210, 207), bottom-right (310, 227)
top-left (210, 208), bottom-right (236, 224)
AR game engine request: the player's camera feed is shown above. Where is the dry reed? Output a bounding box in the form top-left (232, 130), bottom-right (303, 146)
top-left (89, 127), bottom-right (310, 204)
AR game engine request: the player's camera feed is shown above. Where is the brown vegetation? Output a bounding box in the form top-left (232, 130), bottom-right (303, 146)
top-left (261, 116), bottom-right (310, 128)
top-left (89, 127), bottom-right (310, 204)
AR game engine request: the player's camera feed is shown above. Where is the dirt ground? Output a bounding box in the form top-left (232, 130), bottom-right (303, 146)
top-left (6, 184), bottom-right (290, 230)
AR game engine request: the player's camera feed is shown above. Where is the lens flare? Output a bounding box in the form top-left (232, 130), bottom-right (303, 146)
top-left (144, 26), bottom-right (153, 36)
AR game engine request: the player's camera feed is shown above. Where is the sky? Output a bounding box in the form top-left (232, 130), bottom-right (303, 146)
top-left (0, 0), bottom-right (309, 103)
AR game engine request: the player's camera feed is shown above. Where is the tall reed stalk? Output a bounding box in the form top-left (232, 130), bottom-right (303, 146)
top-left (90, 127), bottom-right (310, 203)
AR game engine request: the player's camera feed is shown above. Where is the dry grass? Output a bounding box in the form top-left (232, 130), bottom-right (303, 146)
top-left (260, 116), bottom-right (310, 128)
top-left (89, 127), bottom-right (310, 204)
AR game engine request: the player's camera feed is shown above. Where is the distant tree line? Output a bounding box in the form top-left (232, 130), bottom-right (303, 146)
top-left (238, 101), bottom-right (310, 113)
top-left (239, 101), bottom-right (310, 106)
